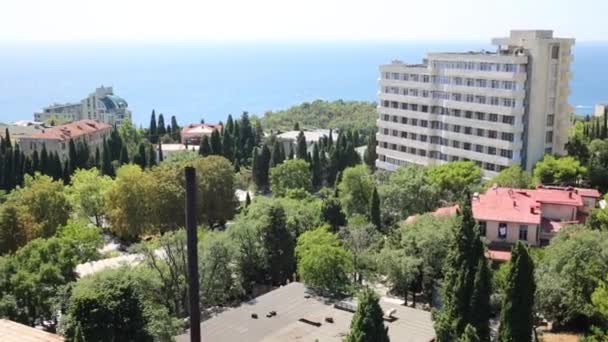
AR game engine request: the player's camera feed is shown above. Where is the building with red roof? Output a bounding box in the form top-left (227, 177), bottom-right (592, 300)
top-left (19, 119), bottom-right (112, 161)
top-left (406, 184), bottom-right (602, 260)
top-left (181, 123), bottom-right (222, 145)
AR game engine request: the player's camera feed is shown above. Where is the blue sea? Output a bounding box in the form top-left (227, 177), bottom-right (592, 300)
top-left (0, 41), bottom-right (606, 126)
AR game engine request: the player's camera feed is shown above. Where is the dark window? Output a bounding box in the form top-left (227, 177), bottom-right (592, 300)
top-left (498, 223), bottom-right (508, 239)
top-left (551, 45), bottom-right (560, 59)
top-left (519, 225), bottom-right (528, 240)
top-left (479, 221), bottom-right (487, 236)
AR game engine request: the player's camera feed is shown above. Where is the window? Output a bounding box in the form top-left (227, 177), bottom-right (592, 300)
top-left (452, 140), bottom-right (460, 148)
top-left (453, 125), bottom-right (461, 133)
top-left (411, 118), bottom-right (418, 126)
top-left (491, 80), bottom-right (500, 89)
top-left (401, 131), bottom-right (407, 138)
top-left (420, 120), bottom-right (428, 128)
top-left (401, 117), bottom-right (408, 124)
top-left (476, 112), bottom-right (485, 120)
top-left (465, 94), bottom-right (474, 103)
top-left (547, 114), bottom-right (554, 126)
top-left (488, 130), bottom-right (498, 139)
top-left (465, 111), bottom-right (473, 119)
top-left (503, 116), bottom-right (515, 125)
top-left (475, 144), bottom-right (484, 153)
top-left (488, 147), bottom-right (496, 155)
top-left (490, 97), bottom-right (500, 106)
top-left (498, 223), bottom-right (508, 239)
top-left (476, 128), bottom-right (485, 137)
top-left (519, 225), bottom-right (528, 240)
top-left (489, 114), bottom-right (498, 122)
top-left (479, 221), bottom-right (487, 236)
top-left (501, 132), bottom-right (514, 142)
top-left (551, 45), bottom-right (560, 59)
top-left (545, 131), bottom-right (553, 143)
top-left (420, 134), bottom-right (428, 142)
top-left (464, 142), bottom-right (471, 150)
top-left (545, 147), bottom-right (553, 154)
top-left (423, 75), bottom-right (430, 83)
top-left (501, 149), bottom-right (513, 159)
top-left (464, 127), bottom-right (472, 135)
top-left (454, 77), bottom-right (463, 85)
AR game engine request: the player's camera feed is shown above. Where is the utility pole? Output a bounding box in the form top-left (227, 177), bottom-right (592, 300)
top-left (185, 167), bottom-right (201, 342)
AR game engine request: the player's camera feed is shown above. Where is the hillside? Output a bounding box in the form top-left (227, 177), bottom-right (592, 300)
top-left (261, 99), bottom-right (377, 135)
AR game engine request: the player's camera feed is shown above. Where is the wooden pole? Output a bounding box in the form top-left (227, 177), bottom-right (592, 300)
top-left (185, 166), bottom-right (201, 342)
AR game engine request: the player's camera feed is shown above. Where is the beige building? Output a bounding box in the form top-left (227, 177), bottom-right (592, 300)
top-left (595, 103), bottom-right (607, 117)
top-left (35, 86), bottom-right (131, 127)
top-left (19, 120), bottom-right (112, 160)
top-left (376, 30), bottom-right (574, 177)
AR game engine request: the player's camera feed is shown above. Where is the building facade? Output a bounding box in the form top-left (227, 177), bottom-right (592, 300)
top-left (376, 30), bottom-right (574, 177)
top-left (35, 86), bottom-right (131, 126)
top-left (19, 120), bottom-right (112, 160)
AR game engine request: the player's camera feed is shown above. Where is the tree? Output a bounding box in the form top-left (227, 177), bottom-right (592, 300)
top-left (369, 186), bottom-right (381, 231)
top-left (378, 165), bottom-right (440, 226)
top-left (199, 135), bottom-right (211, 156)
top-left (191, 156), bottom-right (237, 226)
top-left (210, 129), bottom-right (222, 155)
top-left (157, 113), bottom-right (166, 137)
top-left (533, 155), bottom-right (586, 185)
top-left (321, 196), bottom-right (347, 232)
top-left (0, 203), bottom-right (28, 254)
top-left (433, 196), bottom-right (487, 342)
top-left (101, 140), bottom-right (114, 177)
top-left (157, 140), bottom-right (163, 163)
top-left (427, 161), bottom-right (482, 202)
top-left (344, 287), bottom-right (390, 342)
top-left (134, 142), bottom-right (147, 168)
top-left (222, 130), bottom-right (234, 162)
top-left (470, 258), bottom-right (491, 342)
top-left (67, 169), bottom-right (113, 227)
top-left (488, 165), bottom-right (534, 189)
top-left (339, 219), bottom-right (380, 284)
top-left (338, 165), bottom-right (374, 217)
top-left (171, 115), bottom-right (180, 142)
top-left (535, 225), bottom-right (608, 327)
top-left (295, 226), bottom-right (351, 295)
top-left (296, 131), bottom-right (307, 159)
top-left (63, 269), bottom-right (153, 341)
top-left (378, 245), bottom-right (421, 305)
top-left (148, 110), bottom-right (158, 143)
top-left (270, 159), bottom-right (311, 196)
top-left (311, 143), bottom-right (322, 188)
top-left (363, 133), bottom-right (377, 171)
top-left (498, 242), bottom-right (535, 342)
top-left (147, 144), bottom-right (156, 167)
top-left (259, 204), bottom-right (294, 285)
top-left (105, 165), bottom-right (157, 241)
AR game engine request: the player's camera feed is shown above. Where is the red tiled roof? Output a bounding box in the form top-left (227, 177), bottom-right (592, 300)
top-left (526, 187), bottom-right (583, 206)
top-left (473, 187), bottom-right (541, 225)
top-left (28, 120), bottom-right (111, 142)
top-left (0, 319), bottom-right (64, 341)
top-left (576, 187), bottom-right (602, 198)
top-left (181, 123), bottom-right (222, 135)
top-left (404, 204), bottom-right (459, 224)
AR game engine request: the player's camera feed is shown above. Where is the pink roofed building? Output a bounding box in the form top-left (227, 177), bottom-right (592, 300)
top-left (181, 123), bottom-right (222, 145)
top-left (406, 184), bottom-right (601, 260)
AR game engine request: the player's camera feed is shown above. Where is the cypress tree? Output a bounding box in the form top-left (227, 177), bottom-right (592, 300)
top-left (288, 144), bottom-right (294, 160)
top-left (119, 145), bottom-right (130, 165)
top-left (62, 159), bottom-right (71, 185)
top-left (13, 145), bottom-right (23, 187)
top-left (52, 153), bottom-right (62, 180)
top-left (210, 130), bottom-right (222, 155)
top-left (4, 128), bottom-right (11, 150)
top-left (603, 112), bottom-right (608, 139)
top-left (259, 144), bottom-right (271, 190)
top-left (498, 242), bottom-right (535, 342)
top-left (135, 143), bottom-right (147, 168)
top-left (3, 148), bottom-right (14, 190)
top-left (433, 195), bottom-right (485, 342)
top-left (226, 114), bottom-right (235, 135)
top-left (158, 140), bottom-right (164, 162)
top-left (102, 141), bottom-right (114, 177)
top-left (252, 147), bottom-right (260, 188)
top-left (149, 110), bottom-right (158, 143)
top-left (311, 144), bottom-right (322, 189)
top-left (68, 139), bottom-right (77, 173)
top-left (469, 258), bottom-right (491, 342)
top-left (148, 144), bottom-right (157, 167)
top-left (199, 135), bottom-right (212, 156)
top-left (296, 131), bottom-right (307, 159)
top-left (32, 149), bottom-right (40, 172)
top-left (222, 130), bottom-right (234, 162)
top-left (364, 133), bottom-right (377, 171)
top-left (171, 115), bottom-right (180, 142)
top-left (23, 155), bottom-right (33, 177)
top-left (40, 144), bottom-right (49, 176)
top-left (345, 288), bottom-right (390, 342)
top-left (94, 147), bottom-right (101, 168)
top-left (370, 186), bottom-right (381, 231)
top-left (254, 120), bottom-right (264, 148)
top-left (157, 113), bottom-right (166, 136)
top-left (293, 122), bottom-right (300, 131)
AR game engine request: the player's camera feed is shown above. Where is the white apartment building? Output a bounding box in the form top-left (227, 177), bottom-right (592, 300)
top-left (376, 30), bottom-right (574, 177)
top-left (35, 86), bottom-right (131, 127)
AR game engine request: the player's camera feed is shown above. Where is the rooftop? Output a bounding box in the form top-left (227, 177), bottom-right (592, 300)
top-left (26, 120), bottom-right (112, 142)
top-left (181, 123), bottom-right (222, 135)
top-left (276, 130), bottom-right (332, 143)
top-left (0, 319), bottom-right (64, 342)
top-left (176, 282), bottom-right (435, 342)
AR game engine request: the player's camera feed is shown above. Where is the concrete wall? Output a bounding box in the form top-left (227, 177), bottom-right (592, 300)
top-left (482, 220), bottom-right (539, 246)
top-left (540, 203), bottom-right (576, 221)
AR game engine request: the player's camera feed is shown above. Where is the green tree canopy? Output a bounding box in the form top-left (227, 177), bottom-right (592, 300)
top-left (427, 161), bottom-right (482, 202)
top-left (270, 159), bottom-right (311, 196)
top-left (533, 155), bottom-right (586, 186)
top-left (338, 165), bottom-right (374, 217)
top-left (344, 287), bottom-right (390, 342)
top-left (67, 168), bottom-right (113, 227)
top-left (487, 165), bottom-right (534, 189)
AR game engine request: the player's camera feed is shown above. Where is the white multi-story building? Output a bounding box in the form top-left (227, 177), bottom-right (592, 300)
top-left (35, 86), bottom-right (131, 127)
top-left (376, 30), bottom-right (574, 177)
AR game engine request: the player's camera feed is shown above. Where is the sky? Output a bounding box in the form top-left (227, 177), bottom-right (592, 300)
top-left (1, 0), bottom-right (607, 42)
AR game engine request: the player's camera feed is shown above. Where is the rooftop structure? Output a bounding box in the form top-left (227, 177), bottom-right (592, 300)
top-left (0, 319), bottom-right (64, 342)
top-left (181, 124), bottom-right (222, 145)
top-left (376, 30), bottom-right (575, 177)
top-left (18, 119), bottom-right (112, 160)
top-left (0, 122), bottom-right (48, 143)
top-left (176, 282), bottom-right (435, 342)
top-left (34, 86), bottom-right (132, 126)
top-left (276, 129), bottom-right (332, 155)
